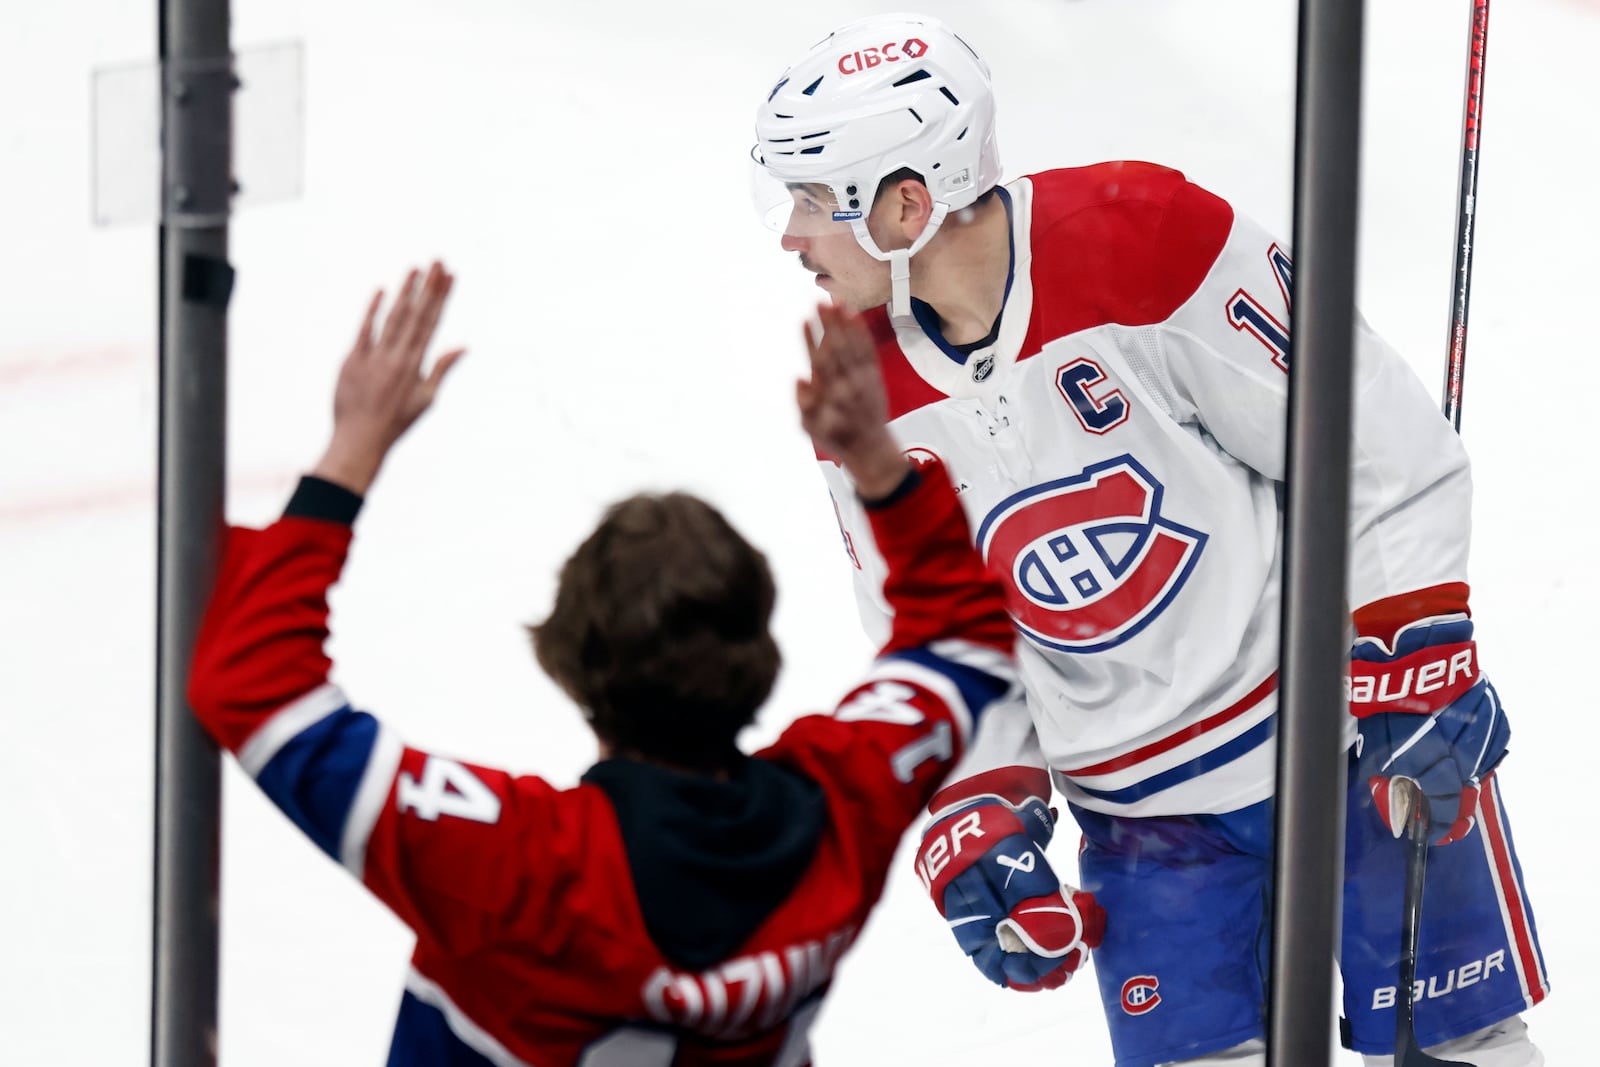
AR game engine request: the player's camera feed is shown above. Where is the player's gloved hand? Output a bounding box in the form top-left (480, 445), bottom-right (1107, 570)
top-left (1350, 616), bottom-right (1511, 845)
top-left (913, 796), bottom-right (1105, 991)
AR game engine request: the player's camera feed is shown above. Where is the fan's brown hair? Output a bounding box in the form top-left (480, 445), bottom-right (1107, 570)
top-left (530, 493), bottom-right (780, 772)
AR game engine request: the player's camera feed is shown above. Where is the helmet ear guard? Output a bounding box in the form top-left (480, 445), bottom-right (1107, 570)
top-left (751, 12), bottom-right (1001, 316)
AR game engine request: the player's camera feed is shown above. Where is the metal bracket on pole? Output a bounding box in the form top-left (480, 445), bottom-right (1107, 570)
top-left (165, 57), bottom-right (238, 228)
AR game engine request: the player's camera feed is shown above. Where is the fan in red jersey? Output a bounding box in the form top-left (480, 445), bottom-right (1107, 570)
top-left (188, 264), bottom-right (1103, 1066)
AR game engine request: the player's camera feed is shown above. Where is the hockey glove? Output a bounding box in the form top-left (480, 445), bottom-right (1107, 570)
top-left (913, 796), bottom-right (1105, 991)
top-left (1350, 615), bottom-right (1511, 845)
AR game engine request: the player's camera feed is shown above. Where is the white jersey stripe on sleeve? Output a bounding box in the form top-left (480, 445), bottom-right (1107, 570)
top-left (238, 683), bottom-right (348, 778)
top-left (340, 724), bottom-right (404, 879)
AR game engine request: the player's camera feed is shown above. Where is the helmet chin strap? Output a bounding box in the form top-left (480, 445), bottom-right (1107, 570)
top-left (851, 202), bottom-right (951, 319)
top-left (888, 250), bottom-right (913, 319)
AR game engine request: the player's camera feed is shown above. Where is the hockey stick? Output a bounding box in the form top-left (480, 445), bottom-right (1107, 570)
top-left (1441, 0), bottom-right (1492, 431)
top-left (1391, 778), bottom-right (1470, 1066)
top-left (1388, 6), bottom-right (1497, 1062)
top-left (1391, 5), bottom-right (1498, 1061)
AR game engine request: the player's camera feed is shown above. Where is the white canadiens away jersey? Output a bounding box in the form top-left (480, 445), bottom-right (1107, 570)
top-left (820, 162), bottom-right (1473, 819)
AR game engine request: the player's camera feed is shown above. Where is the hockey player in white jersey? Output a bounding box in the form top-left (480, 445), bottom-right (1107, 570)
top-left (750, 13), bottom-right (1547, 1067)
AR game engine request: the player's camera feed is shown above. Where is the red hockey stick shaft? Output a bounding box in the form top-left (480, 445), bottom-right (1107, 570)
top-left (1441, 0), bottom-right (1491, 431)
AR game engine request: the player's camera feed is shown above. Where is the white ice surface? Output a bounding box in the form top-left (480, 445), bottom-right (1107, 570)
top-left (3, 0), bottom-right (1595, 1063)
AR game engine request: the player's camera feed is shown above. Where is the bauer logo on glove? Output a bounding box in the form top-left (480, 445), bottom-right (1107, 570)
top-left (914, 796), bottom-right (1106, 991)
top-left (1350, 614), bottom-right (1511, 846)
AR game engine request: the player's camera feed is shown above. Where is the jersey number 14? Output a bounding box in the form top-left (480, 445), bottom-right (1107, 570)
top-left (1227, 244), bottom-right (1293, 372)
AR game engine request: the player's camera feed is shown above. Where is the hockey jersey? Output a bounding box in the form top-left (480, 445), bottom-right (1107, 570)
top-left (819, 161), bottom-right (1473, 819)
top-left (187, 461), bottom-right (1016, 1067)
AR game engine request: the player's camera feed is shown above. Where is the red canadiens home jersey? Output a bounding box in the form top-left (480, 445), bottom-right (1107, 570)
top-left (188, 460), bottom-right (1016, 1067)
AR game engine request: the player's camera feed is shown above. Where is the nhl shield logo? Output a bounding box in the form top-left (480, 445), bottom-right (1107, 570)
top-left (971, 354), bottom-right (995, 382)
top-left (975, 455), bottom-right (1207, 653)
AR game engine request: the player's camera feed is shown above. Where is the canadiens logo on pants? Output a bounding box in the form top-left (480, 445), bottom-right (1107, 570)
top-left (1121, 975), bottom-right (1161, 1015)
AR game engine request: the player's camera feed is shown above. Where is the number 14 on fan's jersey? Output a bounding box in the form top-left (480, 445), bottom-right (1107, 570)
top-left (1226, 244), bottom-right (1294, 371)
top-left (398, 756), bottom-right (503, 824)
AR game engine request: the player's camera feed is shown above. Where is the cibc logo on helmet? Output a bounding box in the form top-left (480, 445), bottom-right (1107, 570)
top-left (837, 37), bottom-right (929, 75)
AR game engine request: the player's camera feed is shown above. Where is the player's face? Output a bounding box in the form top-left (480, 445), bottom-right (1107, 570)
top-left (777, 184), bottom-right (892, 314)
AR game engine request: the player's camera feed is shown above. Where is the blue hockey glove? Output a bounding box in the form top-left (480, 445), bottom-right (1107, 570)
top-left (1350, 615), bottom-right (1511, 845)
top-left (913, 796), bottom-right (1105, 991)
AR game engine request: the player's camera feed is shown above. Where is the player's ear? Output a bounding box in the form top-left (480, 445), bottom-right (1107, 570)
top-left (871, 178), bottom-right (933, 251)
top-left (897, 179), bottom-right (935, 239)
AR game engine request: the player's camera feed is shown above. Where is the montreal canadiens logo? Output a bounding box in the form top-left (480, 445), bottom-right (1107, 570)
top-left (975, 456), bottom-right (1206, 653)
top-left (1121, 975), bottom-right (1161, 1015)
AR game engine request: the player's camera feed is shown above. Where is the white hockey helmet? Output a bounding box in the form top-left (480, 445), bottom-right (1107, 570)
top-left (751, 12), bottom-right (1001, 315)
